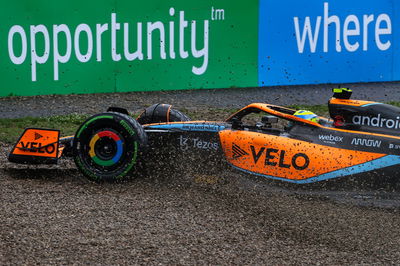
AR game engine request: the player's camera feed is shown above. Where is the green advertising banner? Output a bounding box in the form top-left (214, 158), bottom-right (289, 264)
top-left (0, 0), bottom-right (258, 96)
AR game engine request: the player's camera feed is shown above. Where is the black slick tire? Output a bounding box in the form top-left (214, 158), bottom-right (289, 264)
top-left (137, 103), bottom-right (191, 124)
top-left (73, 112), bottom-right (147, 182)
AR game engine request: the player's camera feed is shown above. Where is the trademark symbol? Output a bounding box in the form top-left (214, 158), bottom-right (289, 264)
top-left (211, 7), bottom-right (225, 21)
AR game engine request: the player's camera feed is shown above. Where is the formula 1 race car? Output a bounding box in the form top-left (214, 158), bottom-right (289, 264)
top-left (8, 88), bottom-right (400, 184)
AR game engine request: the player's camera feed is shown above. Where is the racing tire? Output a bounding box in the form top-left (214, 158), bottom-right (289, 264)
top-left (169, 108), bottom-right (191, 122)
top-left (137, 103), bottom-right (191, 124)
top-left (73, 112), bottom-right (147, 182)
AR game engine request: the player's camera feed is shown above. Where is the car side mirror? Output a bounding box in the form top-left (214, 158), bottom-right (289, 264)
top-left (261, 115), bottom-right (278, 124)
top-left (231, 117), bottom-right (243, 129)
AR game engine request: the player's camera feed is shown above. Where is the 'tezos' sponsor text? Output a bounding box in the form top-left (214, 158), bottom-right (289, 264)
top-left (179, 135), bottom-right (218, 151)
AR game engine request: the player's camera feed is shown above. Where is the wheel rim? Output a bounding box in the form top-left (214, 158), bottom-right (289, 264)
top-left (89, 130), bottom-right (123, 167)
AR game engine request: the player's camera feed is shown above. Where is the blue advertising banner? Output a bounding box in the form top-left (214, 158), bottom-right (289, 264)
top-left (258, 0), bottom-right (396, 86)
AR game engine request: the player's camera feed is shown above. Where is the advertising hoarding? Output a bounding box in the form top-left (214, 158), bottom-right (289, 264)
top-left (258, 0), bottom-right (396, 86)
top-left (0, 0), bottom-right (258, 96)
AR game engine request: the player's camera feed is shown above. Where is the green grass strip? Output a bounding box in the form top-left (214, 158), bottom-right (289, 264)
top-left (0, 114), bottom-right (89, 144)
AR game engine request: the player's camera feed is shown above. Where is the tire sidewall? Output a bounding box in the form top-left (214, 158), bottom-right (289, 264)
top-left (73, 112), bottom-right (146, 182)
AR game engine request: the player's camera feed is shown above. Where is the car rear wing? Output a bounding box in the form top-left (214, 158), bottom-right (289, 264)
top-left (8, 128), bottom-right (68, 164)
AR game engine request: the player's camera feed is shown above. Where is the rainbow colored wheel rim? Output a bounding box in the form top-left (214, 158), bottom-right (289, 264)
top-left (89, 130), bottom-right (123, 166)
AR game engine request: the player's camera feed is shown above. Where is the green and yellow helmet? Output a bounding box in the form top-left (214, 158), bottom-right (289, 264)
top-left (293, 110), bottom-right (319, 123)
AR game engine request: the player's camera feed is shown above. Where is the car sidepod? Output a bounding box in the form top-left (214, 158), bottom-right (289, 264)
top-left (218, 124), bottom-right (400, 184)
top-left (143, 122), bottom-right (228, 176)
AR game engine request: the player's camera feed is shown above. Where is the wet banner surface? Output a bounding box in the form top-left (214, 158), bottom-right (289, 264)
top-left (0, 0), bottom-right (258, 96)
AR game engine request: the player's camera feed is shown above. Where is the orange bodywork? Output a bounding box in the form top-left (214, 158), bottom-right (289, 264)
top-left (11, 128), bottom-right (60, 158)
top-left (228, 103), bottom-right (400, 140)
top-left (329, 98), bottom-right (375, 107)
top-left (219, 130), bottom-right (385, 181)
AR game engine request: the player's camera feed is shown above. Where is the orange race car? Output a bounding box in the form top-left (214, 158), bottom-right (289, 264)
top-left (8, 88), bottom-right (400, 184)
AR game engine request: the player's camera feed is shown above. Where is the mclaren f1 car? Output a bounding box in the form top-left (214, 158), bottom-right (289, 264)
top-left (8, 88), bottom-right (400, 184)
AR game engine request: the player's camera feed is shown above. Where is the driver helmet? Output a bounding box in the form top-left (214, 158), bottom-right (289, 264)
top-left (293, 110), bottom-right (319, 123)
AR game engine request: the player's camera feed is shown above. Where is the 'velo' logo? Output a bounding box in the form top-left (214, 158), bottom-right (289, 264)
top-left (19, 142), bottom-right (56, 154)
top-left (250, 145), bottom-right (310, 170)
